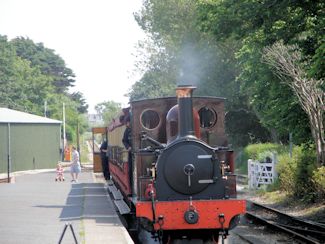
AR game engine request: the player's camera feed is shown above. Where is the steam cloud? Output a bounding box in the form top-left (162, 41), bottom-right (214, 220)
top-left (178, 43), bottom-right (201, 87)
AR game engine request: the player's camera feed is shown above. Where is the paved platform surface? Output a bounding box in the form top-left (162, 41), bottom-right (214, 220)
top-left (0, 169), bottom-right (134, 244)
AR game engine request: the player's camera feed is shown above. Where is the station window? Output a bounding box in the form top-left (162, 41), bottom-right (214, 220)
top-left (141, 109), bottom-right (160, 130)
top-left (198, 107), bottom-right (217, 128)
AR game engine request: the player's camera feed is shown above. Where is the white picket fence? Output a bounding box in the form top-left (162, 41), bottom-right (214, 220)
top-left (248, 154), bottom-right (277, 189)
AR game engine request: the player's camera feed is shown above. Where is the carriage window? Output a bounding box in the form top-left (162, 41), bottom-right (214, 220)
top-left (141, 110), bottom-right (160, 130)
top-left (198, 107), bottom-right (217, 128)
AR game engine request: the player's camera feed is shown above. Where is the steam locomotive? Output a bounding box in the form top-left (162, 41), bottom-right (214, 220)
top-left (106, 85), bottom-right (245, 243)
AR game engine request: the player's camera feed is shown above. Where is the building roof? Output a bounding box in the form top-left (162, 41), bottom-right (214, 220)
top-left (0, 108), bottom-right (62, 124)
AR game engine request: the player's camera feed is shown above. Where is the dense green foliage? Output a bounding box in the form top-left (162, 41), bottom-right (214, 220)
top-left (95, 100), bottom-right (122, 125)
top-left (196, 0), bottom-right (323, 145)
top-left (0, 36), bottom-right (50, 113)
top-left (132, 0), bottom-right (324, 200)
top-left (236, 143), bottom-right (288, 174)
top-left (133, 0), bottom-right (270, 147)
top-left (12, 37), bottom-right (76, 93)
top-left (276, 145), bottom-right (320, 202)
top-left (132, 0), bottom-right (323, 147)
top-left (312, 166), bottom-right (325, 200)
top-left (0, 35), bottom-right (88, 143)
top-left (240, 143), bottom-right (324, 202)
top-left (242, 143), bottom-right (287, 161)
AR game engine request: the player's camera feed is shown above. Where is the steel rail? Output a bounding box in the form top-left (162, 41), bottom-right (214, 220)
top-left (246, 211), bottom-right (321, 244)
top-left (248, 200), bottom-right (325, 231)
top-left (277, 223), bottom-right (325, 237)
top-left (230, 230), bottom-right (256, 244)
top-left (246, 200), bottom-right (325, 244)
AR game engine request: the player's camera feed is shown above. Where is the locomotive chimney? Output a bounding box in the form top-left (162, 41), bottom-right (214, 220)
top-left (176, 85), bottom-right (196, 138)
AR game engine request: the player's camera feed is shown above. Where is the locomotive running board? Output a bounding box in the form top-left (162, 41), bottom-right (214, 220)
top-left (112, 190), bottom-right (123, 200)
top-left (107, 183), bottom-right (117, 193)
top-left (114, 199), bottom-right (131, 215)
top-left (108, 184), bottom-right (123, 200)
top-left (107, 181), bottom-right (130, 215)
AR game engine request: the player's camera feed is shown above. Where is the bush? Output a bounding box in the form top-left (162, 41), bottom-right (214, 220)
top-left (236, 143), bottom-right (288, 174)
top-left (244, 143), bottom-right (283, 160)
top-left (276, 144), bottom-right (318, 202)
top-left (238, 143), bottom-right (321, 203)
top-left (312, 166), bottom-right (325, 201)
top-left (276, 147), bottom-right (300, 195)
top-left (295, 145), bottom-right (317, 201)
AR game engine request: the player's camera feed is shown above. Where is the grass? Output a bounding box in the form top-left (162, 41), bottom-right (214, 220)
top-left (256, 190), bottom-right (288, 204)
top-left (80, 141), bottom-right (91, 164)
top-left (249, 189), bottom-right (325, 221)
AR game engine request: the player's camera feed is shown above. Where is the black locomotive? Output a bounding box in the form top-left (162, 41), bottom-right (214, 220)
top-left (106, 85), bottom-right (245, 243)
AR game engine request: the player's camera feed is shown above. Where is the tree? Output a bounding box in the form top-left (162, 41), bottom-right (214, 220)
top-left (129, 38), bottom-right (178, 101)
top-left (95, 101), bottom-right (122, 124)
top-left (0, 35), bottom-right (88, 145)
top-left (133, 0), bottom-right (270, 147)
top-left (45, 94), bottom-right (88, 142)
top-left (11, 37), bottom-right (76, 93)
top-left (69, 92), bottom-right (88, 114)
top-left (263, 41), bottom-right (325, 166)
top-left (0, 35), bottom-right (52, 114)
top-left (196, 0), bottom-right (324, 144)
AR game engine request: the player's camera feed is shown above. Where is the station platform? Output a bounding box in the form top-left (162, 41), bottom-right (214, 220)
top-left (0, 168), bottom-right (134, 244)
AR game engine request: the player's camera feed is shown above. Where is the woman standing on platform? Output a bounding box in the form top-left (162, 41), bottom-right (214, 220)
top-left (70, 146), bottom-right (81, 182)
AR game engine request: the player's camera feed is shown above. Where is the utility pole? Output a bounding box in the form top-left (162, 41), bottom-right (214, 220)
top-left (63, 103), bottom-right (66, 157)
top-left (76, 119), bottom-right (80, 163)
top-left (44, 100), bottom-right (47, 117)
top-left (7, 123), bottom-right (11, 183)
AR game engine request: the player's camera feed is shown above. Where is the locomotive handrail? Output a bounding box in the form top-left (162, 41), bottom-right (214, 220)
top-left (136, 148), bottom-right (162, 159)
top-left (213, 146), bottom-right (230, 151)
top-left (141, 132), bottom-right (165, 149)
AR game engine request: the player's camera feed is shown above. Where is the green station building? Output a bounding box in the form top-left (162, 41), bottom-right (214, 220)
top-left (0, 108), bottom-right (62, 174)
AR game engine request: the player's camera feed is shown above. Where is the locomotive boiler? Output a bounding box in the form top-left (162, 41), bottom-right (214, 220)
top-left (106, 85), bottom-right (245, 243)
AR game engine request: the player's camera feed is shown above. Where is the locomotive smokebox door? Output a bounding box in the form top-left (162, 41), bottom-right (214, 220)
top-left (163, 141), bottom-right (214, 195)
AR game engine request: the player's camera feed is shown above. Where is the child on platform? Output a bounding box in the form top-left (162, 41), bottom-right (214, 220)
top-left (55, 162), bottom-right (65, 181)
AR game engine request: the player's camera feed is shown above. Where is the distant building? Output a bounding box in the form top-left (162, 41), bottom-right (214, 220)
top-left (0, 108), bottom-right (62, 173)
top-left (87, 113), bottom-right (104, 124)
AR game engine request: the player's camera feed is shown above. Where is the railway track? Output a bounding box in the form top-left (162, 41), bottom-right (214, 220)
top-left (246, 200), bottom-right (325, 244)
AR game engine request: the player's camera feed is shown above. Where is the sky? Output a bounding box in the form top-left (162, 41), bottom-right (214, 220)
top-left (0, 0), bottom-right (145, 113)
